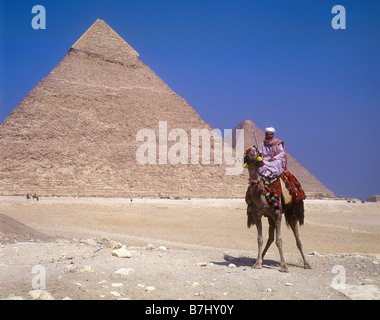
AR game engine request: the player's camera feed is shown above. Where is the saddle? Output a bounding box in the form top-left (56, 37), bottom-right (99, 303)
top-left (246, 168), bottom-right (305, 209)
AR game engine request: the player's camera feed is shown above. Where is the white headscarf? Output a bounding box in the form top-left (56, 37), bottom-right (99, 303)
top-left (265, 127), bottom-right (276, 133)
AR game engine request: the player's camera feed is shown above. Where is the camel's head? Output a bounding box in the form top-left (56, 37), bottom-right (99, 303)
top-left (244, 146), bottom-right (264, 168)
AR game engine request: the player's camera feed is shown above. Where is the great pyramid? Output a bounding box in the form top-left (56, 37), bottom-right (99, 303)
top-left (229, 120), bottom-right (335, 198)
top-left (0, 19), bottom-right (247, 198)
top-left (0, 20), bottom-right (334, 199)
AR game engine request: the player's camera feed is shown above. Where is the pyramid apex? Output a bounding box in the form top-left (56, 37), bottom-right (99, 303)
top-left (239, 119), bottom-right (254, 126)
top-left (71, 19), bottom-right (139, 65)
top-left (235, 119), bottom-right (259, 130)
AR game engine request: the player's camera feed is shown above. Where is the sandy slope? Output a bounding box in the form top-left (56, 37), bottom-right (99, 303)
top-left (0, 196), bottom-right (379, 300)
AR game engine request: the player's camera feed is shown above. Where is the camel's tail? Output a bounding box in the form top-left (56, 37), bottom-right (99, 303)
top-left (284, 200), bottom-right (305, 226)
top-left (247, 204), bottom-right (255, 228)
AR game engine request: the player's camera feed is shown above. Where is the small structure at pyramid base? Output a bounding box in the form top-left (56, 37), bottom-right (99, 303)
top-left (366, 195), bottom-right (380, 202)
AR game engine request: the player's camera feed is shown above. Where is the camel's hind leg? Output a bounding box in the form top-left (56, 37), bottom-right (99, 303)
top-left (292, 222), bottom-right (311, 269)
top-left (288, 214), bottom-right (311, 269)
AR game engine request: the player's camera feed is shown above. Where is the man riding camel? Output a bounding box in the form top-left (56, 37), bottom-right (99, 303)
top-left (258, 127), bottom-right (287, 179)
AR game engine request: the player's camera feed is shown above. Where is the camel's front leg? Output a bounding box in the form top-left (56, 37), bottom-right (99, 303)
top-left (275, 214), bottom-right (289, 273)
top-left (253, 219), bottom-right (264, 269)
top-left (262, 219), bottom-right (275, 259)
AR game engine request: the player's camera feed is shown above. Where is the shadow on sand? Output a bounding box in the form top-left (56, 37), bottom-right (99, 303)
top-left (211, 254), bottom-right (306, 270)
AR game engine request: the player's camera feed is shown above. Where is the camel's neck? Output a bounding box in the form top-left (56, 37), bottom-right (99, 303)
top-left (247, 164), bottom-right (267, 206)
top-left (248, 164), bottom-right (260, 181)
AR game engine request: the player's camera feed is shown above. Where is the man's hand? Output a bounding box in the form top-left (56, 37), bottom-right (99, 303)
top-left (268, 157), bottom-right (276, 162)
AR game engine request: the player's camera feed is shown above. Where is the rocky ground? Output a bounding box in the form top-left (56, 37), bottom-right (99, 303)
top-left (0, 196), bottom-right (379, 300)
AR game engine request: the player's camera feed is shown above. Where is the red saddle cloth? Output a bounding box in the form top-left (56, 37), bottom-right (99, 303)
top-left (281, 168), bottom-right (306, 204)
top-left (245, 169), bottom-right (305, 206)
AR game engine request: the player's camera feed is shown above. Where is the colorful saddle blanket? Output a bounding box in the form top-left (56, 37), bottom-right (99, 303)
top-left (281, 168), bottom-right (306, 204)
top-left (246, 169), bottom-right (305, 208)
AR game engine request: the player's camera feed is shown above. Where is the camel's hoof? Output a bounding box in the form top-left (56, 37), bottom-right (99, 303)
top-left (252, 262), bottom-right (262, 269)
top-left (304, 263), bottom-right (312, 269)
top-left (280, 265), bottom-right (289, 273)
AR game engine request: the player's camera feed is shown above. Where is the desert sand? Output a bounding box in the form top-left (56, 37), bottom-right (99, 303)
top-left (0, 196), bottom-right (379, 300)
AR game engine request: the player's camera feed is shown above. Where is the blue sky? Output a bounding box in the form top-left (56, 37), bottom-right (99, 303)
top-left (0, 0), bottom-right (379, 199)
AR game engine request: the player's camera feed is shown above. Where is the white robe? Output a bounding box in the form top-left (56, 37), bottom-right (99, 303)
top-left (258, 141), bottom-right (286, 178)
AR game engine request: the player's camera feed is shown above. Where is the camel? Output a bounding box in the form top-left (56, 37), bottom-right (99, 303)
top-left (245, 146), bottom-right (311, 272)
